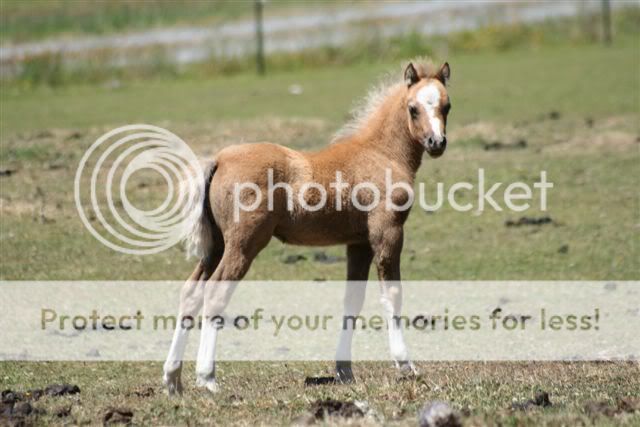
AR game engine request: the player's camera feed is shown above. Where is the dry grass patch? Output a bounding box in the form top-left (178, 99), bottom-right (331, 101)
top-left (1, 361), bottom-right (639, 426)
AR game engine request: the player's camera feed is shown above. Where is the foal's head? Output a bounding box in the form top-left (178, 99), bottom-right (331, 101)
top-left (403, 62), bottom-right (451, 158)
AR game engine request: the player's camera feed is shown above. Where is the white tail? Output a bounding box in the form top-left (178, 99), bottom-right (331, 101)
top-left (181, 160), bottom-right (217, 260)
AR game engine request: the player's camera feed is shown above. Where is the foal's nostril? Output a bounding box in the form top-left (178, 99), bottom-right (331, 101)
top-left (441, 137), bottom-right (447, 148)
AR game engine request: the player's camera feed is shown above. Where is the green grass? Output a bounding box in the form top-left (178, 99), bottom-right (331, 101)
top-left (2, 40), bottom-right (638, 136)
top-left (1, 41), bottom-right (639, 282)
top-left (1, 32), bottom-right (639, 426)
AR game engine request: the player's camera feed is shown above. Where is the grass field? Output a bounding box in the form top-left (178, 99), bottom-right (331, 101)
top-left (1, 41), bottom-right (638, 281)
top-left (1, 23), bottom-right (639, 427)
top-left (2, 361), bottom-right (639, 426)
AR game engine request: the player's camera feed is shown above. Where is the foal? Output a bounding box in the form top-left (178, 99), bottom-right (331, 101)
top-left (163, 59), bottom-right (452, 394)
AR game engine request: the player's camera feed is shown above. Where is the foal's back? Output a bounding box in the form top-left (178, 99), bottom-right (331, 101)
top-left (209, 140), bottom-right (378, 246)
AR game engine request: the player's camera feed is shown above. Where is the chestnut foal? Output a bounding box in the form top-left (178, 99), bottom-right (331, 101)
top-left (163, 59), bottom-right (452, 394)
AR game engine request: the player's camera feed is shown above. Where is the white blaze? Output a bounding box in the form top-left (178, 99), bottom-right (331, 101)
top-left (416, 84), bottom-right (443, 141)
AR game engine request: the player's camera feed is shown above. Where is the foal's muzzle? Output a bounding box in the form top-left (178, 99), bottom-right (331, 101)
top-left (425, 136), bottom-right (447, 158)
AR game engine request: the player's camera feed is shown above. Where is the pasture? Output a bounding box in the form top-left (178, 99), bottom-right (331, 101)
top-left (1, 25), bottom-right (639, 426)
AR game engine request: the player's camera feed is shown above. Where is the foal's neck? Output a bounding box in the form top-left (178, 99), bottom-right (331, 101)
top-left (359, 85), bottom-right (424, 176)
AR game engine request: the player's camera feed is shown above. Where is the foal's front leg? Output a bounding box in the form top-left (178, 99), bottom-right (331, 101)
top-left (371, 226), bottom-right (416, 374)
top-left (335, 243), bottom-right (373, 383)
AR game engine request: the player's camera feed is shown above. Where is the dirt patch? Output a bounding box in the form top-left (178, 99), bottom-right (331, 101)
top-left (548, 111), bottom-right (561, 120)
top-left (585, 401), bottom-right (618, 417)
top-left (451, 115), bottom-right (639, 156)
top-left (505, 216), bottom-right (555, 227)
top-left (312, 251), bottom-right (345, 264)
top-left (304, 376), bottom-right (336, 386)
top-left (53, 405), bottom-right (72, 418)
top-left (584, 397), bottom-right (640, 418)
top-left (44, 384), bottom-right (80, 398)
top-left (450, 122), bottom-right (525, 148)
top-left (483, 139), bottom-right (527, 151)
top-left (617, 397), bottom-right (640, 413)
top-left (103, 407), bottom-right (134, 425)
top-left (281, 252), bottom-right (345, 265)
top-left (0, 198), bottom-right (39, 216)
top-left (511, 391), bottom-right (552, 410)
top-left (2, 384), bottom-right (80, 404)
top-left (125, 387), bottom-right (155, 398)
top-left (308, 399), bottom-right (364, 420)
top-left (1, 400), bottom-right (42, 425)
top-left (545, 115), bottom-right (640, 153)
top-left (600, 130), bottom-right (638, 147)
top-left (1, 384), bottom-right (79, 425)
top-left (571, 130), bottom-right (639, 149)
top-left (282, 254), bottom-right (307, 264)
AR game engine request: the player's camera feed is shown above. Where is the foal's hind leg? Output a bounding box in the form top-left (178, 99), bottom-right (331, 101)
top-left (335, 243), bottom-right (373, 383)
top-left (163, 257), bottom-right (220, 395)
top-left (195, 231), bottom-right (272, 393)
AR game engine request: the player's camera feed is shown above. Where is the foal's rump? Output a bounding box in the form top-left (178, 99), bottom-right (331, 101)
top-left (181, 142), bottom-right (296, 260)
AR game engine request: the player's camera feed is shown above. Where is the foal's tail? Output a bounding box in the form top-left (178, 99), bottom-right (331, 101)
top-left (181, 160), bottom-right (220, 263)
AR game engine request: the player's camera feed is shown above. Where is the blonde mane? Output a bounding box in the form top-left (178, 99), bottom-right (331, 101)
top-left (332, 58), bottom-right (438, 143)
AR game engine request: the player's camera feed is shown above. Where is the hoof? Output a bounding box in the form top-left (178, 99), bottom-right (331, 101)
top-left (196, 376), bottom-right (220, 393)
top-left (163, 371), bottom-right (183, 396)
top-left (396, 360), bottom-right (418, 376)
top-left (335, 361), bottom-right (355, 384)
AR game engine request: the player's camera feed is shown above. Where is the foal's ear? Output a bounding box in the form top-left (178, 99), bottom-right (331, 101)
top-left (436, 62), bottom-right (451, 86)
top-left (404, 63), bottom-right (420, 87)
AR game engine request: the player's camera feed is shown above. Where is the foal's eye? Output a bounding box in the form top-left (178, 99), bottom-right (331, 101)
top-left (408, 105), bottom-right (419, 119)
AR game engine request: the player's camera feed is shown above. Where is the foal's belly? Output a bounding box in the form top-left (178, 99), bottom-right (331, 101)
top-left (273, 211), bottom-right (367, 246)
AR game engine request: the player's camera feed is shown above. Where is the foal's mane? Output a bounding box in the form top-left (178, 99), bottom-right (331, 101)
top-left (332, 57), bottom-right (438, 143)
